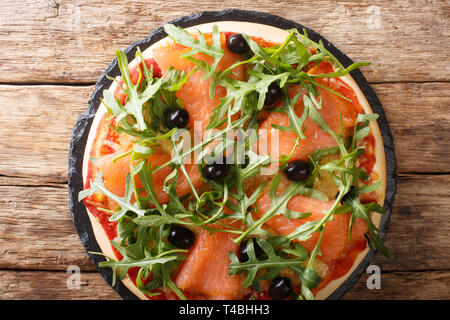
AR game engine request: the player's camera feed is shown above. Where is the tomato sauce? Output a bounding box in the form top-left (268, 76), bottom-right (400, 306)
top-left (83, 132), bottom-right (118, 241)
top-left (357, 134), bottom-right (376, 176)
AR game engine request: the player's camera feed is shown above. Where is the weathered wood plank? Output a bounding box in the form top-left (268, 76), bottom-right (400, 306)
top-left (0, 269), bottom-right (447, 299)
top-left (343, 270), bottom-right (449, 300)
top-left (374, 82), bottom-right (450, 173)
top-left (0, 270), bottom-right (120, 300)
top-left (0, 0), bottom-right (448, 83)
top-left (1, 82), bottom-right (448, 183)
top-left (0, 185), bottom-right (95, 271)
top-left (0, 85), bottom-right (90, 183)
top-left (371, 174), bottom-right (450, 271)
top-left (0, 175), bottom-right (449, 272)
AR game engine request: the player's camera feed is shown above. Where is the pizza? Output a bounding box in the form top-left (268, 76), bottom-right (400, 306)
top-left (79, 21), bottom-right (390, 300)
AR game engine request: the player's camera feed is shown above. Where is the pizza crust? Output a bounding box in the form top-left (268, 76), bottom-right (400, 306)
top-left (82, 21), bottom-right (387, 300)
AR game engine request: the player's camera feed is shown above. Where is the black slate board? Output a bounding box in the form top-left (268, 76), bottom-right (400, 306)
top-left (68, 9), bottom-right (397, 300)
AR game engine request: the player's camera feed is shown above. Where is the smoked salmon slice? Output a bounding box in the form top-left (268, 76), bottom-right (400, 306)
top-left (175, 228), bottom-right (243, 299)
top-left (96, 149), bottom-right (203, 205)
top-left (258, 61), bottom-right (357, 162)
top-left (254, 193), bottom-right (367, 262)
top-left (152, 33), bottom-right (246, 133)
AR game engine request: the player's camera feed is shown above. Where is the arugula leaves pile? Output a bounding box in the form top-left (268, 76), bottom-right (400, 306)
top-left (79, 24), bottom-right (390, 300)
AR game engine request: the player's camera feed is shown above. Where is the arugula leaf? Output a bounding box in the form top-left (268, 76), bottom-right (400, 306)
top-left (343, 190), bottom-right (392, 259)
top-left (229, 237), bottom-right (320, 300)
top-left (233, 174), bottom-right (326, 244)
top-left (152, 114), bottom-right (250, 174)
top-left (228, 238), bottom-right (307, 288)
top-left (164, 24), bottom-right (224, 99)
top-left (270, 88), bottom-right (308, 140)
top-left (160, 67), bottom-right (191, 108)
top-left (287, 220), bottom-right (321, 242)
top-left (92, 240), bottom-right (184, 287)
top-left (207, 71), bottom-right (290, 129)
top-left (146, 226), bottom-right (188, 299)
top-left (225, 181), bottom-right (267, 223)
top-left (103, 48), bottom-right (163, 132)
top-left (79, 172), bottom-right (146, 221)
top-left (164, 24), bottom-right (224, 72)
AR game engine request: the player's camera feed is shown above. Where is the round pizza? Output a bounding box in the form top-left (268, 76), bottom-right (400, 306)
top-left (79, 21), bottom-right (390, 300)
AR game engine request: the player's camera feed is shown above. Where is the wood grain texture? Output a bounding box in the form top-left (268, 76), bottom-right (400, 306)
top-left (0, 184), bottom-right (95, 271)
top-left (375, 82), bottom-right (450, 173)
top-left (0, 175), bottom-right (449, 273)
top-left (1, 82), bottom-right (448, 185)
top-left (0, 0), bottom-right (448, 300)
top-left (343, 270), bottom-right (449, 300)
top-left (0, 85), bottom-right (90, 183)
top-left (0, 270), bottom-right (120, 300)
top-left (371, 174), bottom-right (450, 272)
top-left (0, 0), bottom-right (448, 83)
top-left (0, 269), bottom-right (447, 300)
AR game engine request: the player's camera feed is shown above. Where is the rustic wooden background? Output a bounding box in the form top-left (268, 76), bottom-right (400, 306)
top-left (0, 0), bottom-right (449, 300)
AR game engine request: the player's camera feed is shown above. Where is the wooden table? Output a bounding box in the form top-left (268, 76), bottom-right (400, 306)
top-left (0, 0), bottom-right (448, 300)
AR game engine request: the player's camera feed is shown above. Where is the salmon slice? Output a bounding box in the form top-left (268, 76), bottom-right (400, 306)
top-left (175, 71), bottom-right (228, 133)
top-left (95, 150), bottom-right (203, 206)
top-left (152, 32), bottom-right (246, 133)
top-left (254, 193), bottom-right (367, 262)
top-left (175, 229), bottom-right (243, 299)
top-left (258, 61), bottom-right (357, 162)
top-left (96, 152), bottom-right (133, 198)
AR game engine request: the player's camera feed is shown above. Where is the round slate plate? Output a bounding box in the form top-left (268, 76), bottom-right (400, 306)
top-left (68, 9), bottom-right (397, 300)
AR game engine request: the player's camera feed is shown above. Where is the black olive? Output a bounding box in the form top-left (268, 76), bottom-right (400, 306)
top-left (226, 33), bottom-right (250, 54)
top-left (168, 225), bottom-right (195, 249)
top-left (268, 276), bottom-right (293, 300)
top-left (264, 82), bottom-right (281, 106)
top-left (284, 160), bottom-right (310, 182)
top-left (238, 239), bottom-right (267, 262)
top-left (204, 158), bottom-right (229, 181)
top-left (165, 108), bottom-right (189, 129)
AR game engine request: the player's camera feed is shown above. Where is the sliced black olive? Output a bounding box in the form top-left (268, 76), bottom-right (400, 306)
top-left (284, 160), bottom-right (311, 182)
top-left (168, 225), bottom-right (195, 249)
top-left (204, 158), bottom-right (229, 181)
top-left (165, 108), bottom-right (189, 130)
top-left (268, 276), bottom-right (293, 300)
top-left (264, 82), bottom-right (281, 106)
top-left (238, 239), bottom-right (267, 262)
top-left (226, 33), bottom-right (250, 54)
